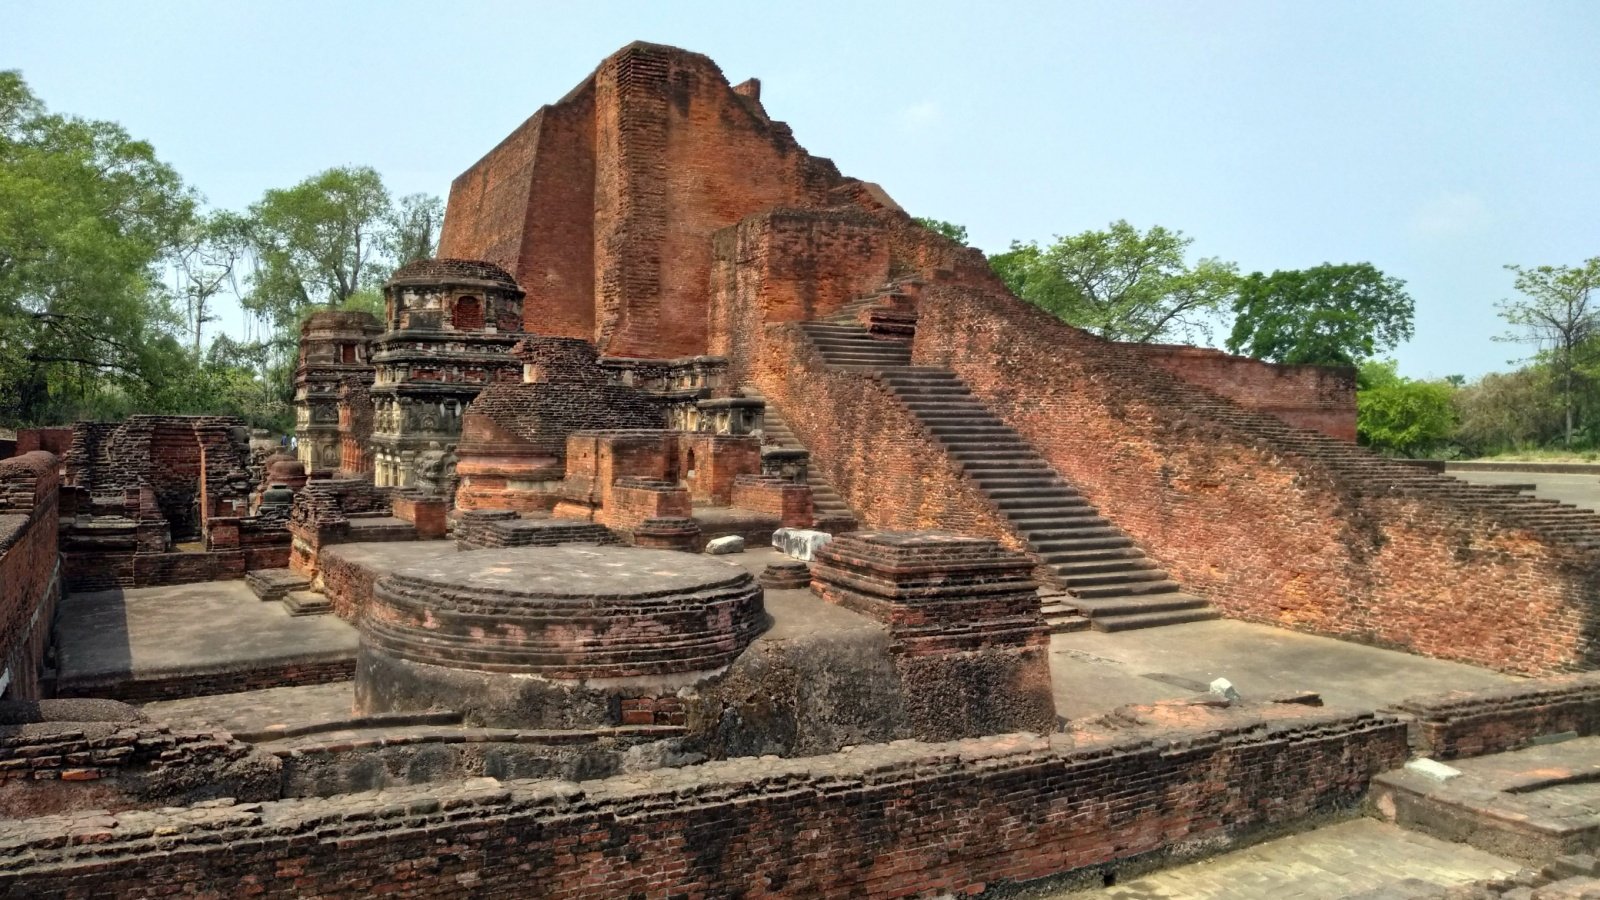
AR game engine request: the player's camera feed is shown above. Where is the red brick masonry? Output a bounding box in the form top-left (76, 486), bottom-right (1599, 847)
top-left (0, 704), bottom-right (1405, 898)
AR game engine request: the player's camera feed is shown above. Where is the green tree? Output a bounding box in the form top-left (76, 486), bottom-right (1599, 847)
top-left (1496, 258), bottom-right (1600, 447)
top-left (989, 220), bottom-right (1237, 344)
top-left (914, 217), bottom-right (969, 245)
top-left (386, 192), bottom-right (444, 265)
top-left (1356, 359), bottom-right (1457, 456)
top-left (1226, 263), bottom-right (1414, 367)
top-left (1453, 366), bottom-right (1561, 455)
top-left (243, 165), bottom-right (392, 331)
top-left (0, 70), bottom-right (197, 424)
top-left (167, 210), bottom-right (248, 353)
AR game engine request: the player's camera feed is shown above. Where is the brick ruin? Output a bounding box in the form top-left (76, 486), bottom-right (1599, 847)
top-left (293, 310), bottom-right (381, 474)
top-left (1, 39), bottom-right (1598, 897)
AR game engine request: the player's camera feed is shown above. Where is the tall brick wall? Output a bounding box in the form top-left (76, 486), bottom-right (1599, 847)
top-left (709, 208), bottom-right (891, 383)
top-left (440, 85), bottom-right (597, 341)
top-left (914, 285), bottom-right (1600, 675)
top-left (441, 41), bottom-right (857, 359)
top-left (1132, 343), bottom-right (1357, 441)
top-left (0, 705), bottom-right (1406, 898)
top-left (0, 452), bottom-right (60, 700)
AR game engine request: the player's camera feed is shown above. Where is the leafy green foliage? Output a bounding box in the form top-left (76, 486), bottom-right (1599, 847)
top-left (913, 217), bottom-right (969, 245)
top-left (0, 70), bottom-right (197, 424)
top-left (1495, 258), bottom-right (1600, 446)
top-left (1452, 366), bottom-right (1561, 455)
top-left (386, 193), bottom-right (445, 267)
top-left (989, 220), bottom-right (1236, 343)
top-left (242, 166), bottom-right (392, 331)
top-left (1227, 263), bottom-right (1414, 366)
top-left (1356, 360), bottom-right (1457, 456)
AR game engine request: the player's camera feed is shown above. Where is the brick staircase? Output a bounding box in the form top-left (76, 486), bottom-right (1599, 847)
top-left (794, 319), bottom-right (1217, 633)
top-left (739, 386), bottom-right (859, 532)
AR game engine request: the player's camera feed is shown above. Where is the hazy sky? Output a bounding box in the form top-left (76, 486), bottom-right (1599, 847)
top-left (7, 1), bottom-right (1598, 378)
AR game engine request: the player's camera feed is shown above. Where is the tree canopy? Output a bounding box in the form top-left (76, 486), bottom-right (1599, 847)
top-left (989, 220), bottom-right (1237, 344)
top-left (1226, 263), bottom-right (1414, 367)
top-left (914, 217), bottom-right (969, 245)
top-left (1495, 258), bottom-right (1600, 446)
top-left (242, 165), bottom-right (392, 331)
top-left (0, 70), bottom-right (196, 423)
top-left (1355, 359), bottom-right (1456, 456)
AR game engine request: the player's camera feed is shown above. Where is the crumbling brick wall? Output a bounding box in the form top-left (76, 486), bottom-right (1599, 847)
top-left (0, 699), bottom-right (280, 818)
top-left (1131, 343), bottom-right (1357, 441)
top-left (0, 452), bottom-right (60, 700)
top-left (0, 706), bottom-right (1406, 898)
top-left (914, 285), bottom-right (1600, 675)
top-left (708, 208), bottom-right (890, 382)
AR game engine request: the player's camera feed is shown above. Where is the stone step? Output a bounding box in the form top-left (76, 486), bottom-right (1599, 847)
top-left (1034, 536), bottom-right (1136, 555)
top-left (1091, 607), bottom-right (1222, 632)
top-left (246, 568), bottom-right (311, 603)
top-left (1036, 546), bottom-right (1143, 564)
top-left (1060, 568), bottom-right (1172, 588)
top-left (1034, 541), bottom-right (1134, 559)
top-left (1049, 557), bottom-right (1161, 576)
top-left (1008, 507), bottom-right (1107, 522)
top-left (283, 591), bottom-right (333, 617)
top-left (946, 448), bottom-right (1038, 460)
top-left (986, 486), bottom-right (1083, 501)
top-left (974, 475), bottom-right (1064, 488)
top-left (1066, 594), bottom-right (1213, 618)
top-left (962, 460), bottom-right (1054, 472)
top-left (1070, 579), bottom-right (1184, 600)
top-left (1015, 516), bottom-right (1111, 533)
top-left (1046, 615), bottom-right (1092, 634)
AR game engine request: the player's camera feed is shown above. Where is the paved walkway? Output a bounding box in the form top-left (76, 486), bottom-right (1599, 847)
top-left (55, 580), bottom-right (357, 693)
top-left (1451, 469), bottom-right (1600, 514)
top-left (1049, 619), bottom-right (1517, 720)
top-left (1055, 819), bottom-right (1519, 899)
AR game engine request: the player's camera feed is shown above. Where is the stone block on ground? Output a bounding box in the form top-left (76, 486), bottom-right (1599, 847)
top-left (772, 527), bottom-right (833, 561)
top-left (705, 535), bottom-right (745, 554)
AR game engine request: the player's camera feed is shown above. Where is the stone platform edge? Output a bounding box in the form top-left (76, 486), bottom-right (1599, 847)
top-left (1385, 670), bottom-right (1600, 760)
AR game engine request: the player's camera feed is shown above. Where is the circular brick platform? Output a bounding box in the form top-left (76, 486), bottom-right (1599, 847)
top-left (356, 545), bottom-right (765, 727)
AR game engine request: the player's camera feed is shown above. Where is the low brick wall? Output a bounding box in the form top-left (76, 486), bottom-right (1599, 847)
top-left (0, 452), bottom-right (60, 700)
top-left (0, 699), bottom-right (280, 818)
top-left (1389, 671), bottom-right (1600, 760)
top-left (1131, 343), bottom-right (1356, 441)
top-left (0, 705), bottom-right (1406, 898)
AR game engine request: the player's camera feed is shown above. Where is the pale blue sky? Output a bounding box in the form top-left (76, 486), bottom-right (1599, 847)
top-left (7, 0), bottom-right (1598, 378)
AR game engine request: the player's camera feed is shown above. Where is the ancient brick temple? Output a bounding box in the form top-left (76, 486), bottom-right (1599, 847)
top-left (293, 311), bottom-right (381, 474)
top-left (4, 40), bottom-right (1600, 899)
top-left (368, 259), bottom-right (526, 490)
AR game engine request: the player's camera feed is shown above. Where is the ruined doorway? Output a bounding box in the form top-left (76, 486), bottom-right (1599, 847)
top-left (149, 422), bottom-right (203, 543)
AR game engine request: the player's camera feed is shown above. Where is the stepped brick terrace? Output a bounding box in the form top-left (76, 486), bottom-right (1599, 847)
top-left (1, 41), bottom-right (1598, 898)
